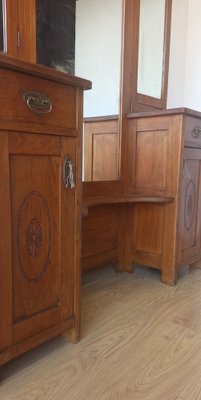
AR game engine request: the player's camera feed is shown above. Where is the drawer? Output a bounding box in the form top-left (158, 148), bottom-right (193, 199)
top-left (184, 116), bottom-right (201, 148)
top-left (0, 68), bottom-right (77, 136)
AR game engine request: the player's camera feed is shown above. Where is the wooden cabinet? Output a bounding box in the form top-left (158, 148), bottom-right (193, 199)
top-left (82, 108), bottom-right (201, 285)
top-left (0, 54), bottom-right (91, 366)
top-left (125, 108), bottom-right (201, 284)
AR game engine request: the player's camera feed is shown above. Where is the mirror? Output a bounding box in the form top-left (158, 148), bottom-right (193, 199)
top-left (75, 0), bottom-right (123, 182)
top-left (131, 0), bottom-right (172, 111)
top-left (137, 0), bottom-right (166, 99)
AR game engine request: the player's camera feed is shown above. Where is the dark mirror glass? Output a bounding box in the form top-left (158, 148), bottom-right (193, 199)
top-left (36, 0), bottom-right (75, 74)
top-left (0, 0), bottom-right (5, 52)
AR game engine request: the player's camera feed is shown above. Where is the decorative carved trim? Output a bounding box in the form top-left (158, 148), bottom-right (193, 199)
top-left (184, 180), bottom-right (195, 231)
top-left (182, 159), bottom-right (191, 180)
top-left (26, 218), bottom-right (43, 257)
top-left (17, 191), bottom-right (52, 282)
top-left (192, 126), bottom-right (201, 138)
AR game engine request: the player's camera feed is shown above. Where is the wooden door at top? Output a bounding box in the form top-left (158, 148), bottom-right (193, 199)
top-left (5, 0), bottom-right (76, 67)
top-left (8, 132), bottom-right (76, 345)
top-left (177, 147), bottom-right (201, 263)
top-left (6, 0), bottom-right (36, 62)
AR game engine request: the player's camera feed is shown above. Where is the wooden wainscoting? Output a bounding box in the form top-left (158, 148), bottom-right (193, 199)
top-left (84, 115), bottom-right (119, 181)
top-left (82, 181), bottom-right (123, 274)
top-left (82, 115), bottom-right (120, 272)
top-left (82, 204), bottom-right (120, 273)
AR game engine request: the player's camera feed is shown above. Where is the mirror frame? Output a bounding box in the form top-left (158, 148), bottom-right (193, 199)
top-left (119, 0), bottom-right (172, 190)
top-left (120, 0), bottom-right (172, 115)
top-left (82, 0), bottom-right (173, 196)
top-left (134, 0), bottom-right (172, 111)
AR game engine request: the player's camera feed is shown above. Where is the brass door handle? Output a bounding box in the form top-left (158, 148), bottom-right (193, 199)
top-left (63, 157), bottom-right (75, 189)
top-left (22, 91), bottom-right (52, 114)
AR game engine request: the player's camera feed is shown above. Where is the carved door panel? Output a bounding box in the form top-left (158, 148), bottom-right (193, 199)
top-left (0, 133), bottom-right (12, 351)
top-left (177, 147), bottom-right (201, 263)
top-left (9, 132), bottom-right (76, 344)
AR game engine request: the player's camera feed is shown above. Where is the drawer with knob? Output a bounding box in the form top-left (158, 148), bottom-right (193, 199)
top-left (0, 68), bottom-right (77, 136)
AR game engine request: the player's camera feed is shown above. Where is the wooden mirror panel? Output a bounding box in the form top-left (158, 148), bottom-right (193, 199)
top-left (120, 0), bottom-right (172, 115)
top-left (134, 0), bottom-right (172, 111)
top-left (137, 0), bottom-right (166, 100)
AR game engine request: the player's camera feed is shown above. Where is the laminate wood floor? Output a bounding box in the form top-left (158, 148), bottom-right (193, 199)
top-left (1, 265), bottom-right (201, 400)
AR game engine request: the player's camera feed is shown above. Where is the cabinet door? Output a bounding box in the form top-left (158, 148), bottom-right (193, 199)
top-left (177, 147), bottom-right (201, 263)
top-left (8, 132), bottom-right (76, 345)
top-left (17, 0), bottom-right (36, 62)
top-left (4, 0), bottom-right (36, 62)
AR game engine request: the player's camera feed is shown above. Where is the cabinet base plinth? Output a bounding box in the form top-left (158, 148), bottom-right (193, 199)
top-left (0, 318), bottom-right (74, 367)
top-left (63, 325), bottom-right (80, 344)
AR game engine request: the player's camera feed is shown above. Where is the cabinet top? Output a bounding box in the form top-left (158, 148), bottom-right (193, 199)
top-left (0, 53), bottom-right (92, 90)
top-left (127, 107), bottom-right (201, 120)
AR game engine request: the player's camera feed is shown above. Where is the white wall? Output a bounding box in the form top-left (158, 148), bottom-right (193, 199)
top-left (183, 0), bottom-right (201, 111)
top-left (167, 0), bottom-right (189, 108)
top-left (168, 0), bottom-right (201, 112)
top-left (75, 0), bottom-right (122, 118)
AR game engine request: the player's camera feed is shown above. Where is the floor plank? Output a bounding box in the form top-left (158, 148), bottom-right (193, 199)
top-left (1, 265), bottom-right (201, 399)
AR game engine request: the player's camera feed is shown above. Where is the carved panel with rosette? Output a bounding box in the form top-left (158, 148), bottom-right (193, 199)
top-left (184, 180), bottom-right (195, 232)
top-left (182, 160), bottom-right (198, 254)
top-left (178, 150), bottom-right (201, 263)
top-left (7, 133), bottom-right (77, 346)
top-left (11, 154), bottom-right (61, 323)
top-left (17, 191), bottom-right (52, 283)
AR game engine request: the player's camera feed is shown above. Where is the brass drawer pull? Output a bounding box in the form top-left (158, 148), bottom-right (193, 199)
top-left (22, 91), bottom-right (52, 114)
top-left (192, 126), bottom-right (201, 138)
top-left (63, 157), bottom-right (75, 189)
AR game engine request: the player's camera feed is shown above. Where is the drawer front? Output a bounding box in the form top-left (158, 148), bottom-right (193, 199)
top-left (184, 116), bottom-right (201, 148)
top-left (0, 68), bottom-right (77, 135)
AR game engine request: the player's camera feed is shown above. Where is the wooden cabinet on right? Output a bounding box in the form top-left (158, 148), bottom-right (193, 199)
top-left (177, 144), bottom-right (201, 264)
top-left (125, 108), bottom-right (201, 285)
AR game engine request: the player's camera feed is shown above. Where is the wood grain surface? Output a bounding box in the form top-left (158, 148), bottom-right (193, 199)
top-left (1, 265), bottom-right (201, 399)
top-left (84, 117), bottom-right (119, 182)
